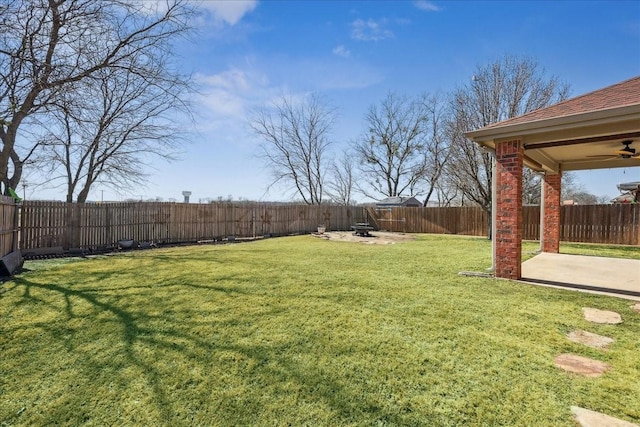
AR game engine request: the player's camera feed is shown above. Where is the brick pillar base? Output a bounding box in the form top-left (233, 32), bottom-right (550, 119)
top-left (542, 172), bottom-right (562, 253)
top-left (495, 140), bottom-right (523, 280)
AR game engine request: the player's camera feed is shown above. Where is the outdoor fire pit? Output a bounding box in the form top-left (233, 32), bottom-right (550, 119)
top-left (351, 222), bottom-right (374, 237)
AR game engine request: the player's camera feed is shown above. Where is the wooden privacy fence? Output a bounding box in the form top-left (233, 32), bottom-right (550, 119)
top-left (367, 204), bottom-right (640, 246)
top-left (20, 201), bottom-right (367, 250)
top-left (17, 201), bottom-right (640, 251)
top-left (367, 206), bottom-right (488, 236)
top-left (560, 204), bottom-right (640, 245)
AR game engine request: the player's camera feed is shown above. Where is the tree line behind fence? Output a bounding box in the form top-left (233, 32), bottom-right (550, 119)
top-left (5, 201), bottom-right (639, 255)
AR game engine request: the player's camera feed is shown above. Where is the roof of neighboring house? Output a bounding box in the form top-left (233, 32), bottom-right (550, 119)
top-left (610, 193), bottom-right (638, 204)
top-left (618, 181), bottom-right (640, 192)
top-left (376, 196), bottom-right (421, 207)
top-left (482, 75), bottom-right (640, 130)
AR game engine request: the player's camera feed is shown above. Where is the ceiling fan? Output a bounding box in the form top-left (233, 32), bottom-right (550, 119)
top-left (587, 140), bottom-right (640, 160)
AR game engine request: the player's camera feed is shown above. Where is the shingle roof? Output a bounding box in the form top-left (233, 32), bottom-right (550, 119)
top-left (376, 196), bottom-right (421, 206)
top-left (483, 75), bottom-right (640, 129)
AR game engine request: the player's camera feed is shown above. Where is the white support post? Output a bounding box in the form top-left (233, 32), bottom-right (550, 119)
top-left (490, 154), bottom-right (497, 272)
top-left (539, 172), bottom-right (545, 253)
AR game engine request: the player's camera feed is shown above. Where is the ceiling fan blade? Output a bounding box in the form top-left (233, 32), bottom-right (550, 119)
top-left (615, 150), bottom-right (636, 156)
top-left (615, 140), bottom-right (636, 156)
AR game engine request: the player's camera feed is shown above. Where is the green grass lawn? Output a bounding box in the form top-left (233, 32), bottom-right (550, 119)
top-left (1, 235), bottom-right (639, 426)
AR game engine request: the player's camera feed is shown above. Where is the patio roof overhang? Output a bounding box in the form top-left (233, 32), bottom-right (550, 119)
top-left (462, 76), bottom-right (640, 282)
top-left (466, 103), bottom-right (640, 173)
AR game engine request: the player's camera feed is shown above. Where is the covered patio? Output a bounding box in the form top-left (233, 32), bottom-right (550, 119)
top-left (522, 253), bottom-right (639, 299)
top-left (465, 76), bottom-right (640, 297)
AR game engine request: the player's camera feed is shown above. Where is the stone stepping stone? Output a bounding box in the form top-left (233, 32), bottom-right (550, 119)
top-left (567, 330), bottom-right (614, 349)
top-left (571, 406), bottom-right (639, 427)
top-left (632, 303), bottom-right (640, 313)
top-left (583, 307), bottom-right (622, 324)
top-left (554, 354), bottom-right (610, 377)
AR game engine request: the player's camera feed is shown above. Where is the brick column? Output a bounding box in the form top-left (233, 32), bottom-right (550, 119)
top-left (495, 140), bottom-right (523, 280)
top-left (542, 172), bottom-right (562, 253)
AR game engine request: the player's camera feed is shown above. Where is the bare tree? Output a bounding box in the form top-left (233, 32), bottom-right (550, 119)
top-left (564, 190), bottom-right (600, 205)
top-left (0, 0), bottom-right (194, 195)
top-left (523, 169), bottom-right (542, 205)
top-left (36, 63), bottom-right (190, 202)
top-left (250, 93), bottom-right (336, 205)
top-left (353, 92), bottom-right (449, 202)
top-left (447, 55), bottom-right (571, 213)
top-left (326, 151), bottom-right (355, 206)
top-left (419, 93), bottom-right (451, 206)
top-left (560, 172), bottom-right (601, 203)
top-left (520, 169), bottom-right (584, 205)
top-left (433, 175), bottom-right (462, 207)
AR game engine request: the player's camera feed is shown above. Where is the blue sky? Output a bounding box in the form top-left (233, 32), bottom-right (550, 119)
top-left (26, 0), bottom-right (640, 202)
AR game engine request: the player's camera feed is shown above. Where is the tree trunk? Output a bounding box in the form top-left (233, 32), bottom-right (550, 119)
top-left (77, 186), bottom-right (91, 204)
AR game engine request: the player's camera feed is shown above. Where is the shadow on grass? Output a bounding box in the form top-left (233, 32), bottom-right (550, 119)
top-left (10, 277), bottom-right (184, 422)
top-left (6, 276), bottom-right (409, 425)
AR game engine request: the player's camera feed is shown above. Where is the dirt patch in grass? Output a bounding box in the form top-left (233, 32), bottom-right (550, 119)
top-left (312, 231), bottom-right (415, 245)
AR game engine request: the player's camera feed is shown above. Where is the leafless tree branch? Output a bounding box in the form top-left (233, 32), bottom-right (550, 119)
top-left (250, 93), bottom-right (336, 205)
top-left (446, 54), bottom-right (571, 213)
top-left (352, 92), bottom-right (450, 203)
top-left (0, 0), bottom-right (195, 195)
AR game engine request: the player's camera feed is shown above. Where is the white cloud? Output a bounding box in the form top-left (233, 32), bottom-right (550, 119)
top-left (193, 55), bottom-right (384, 134)
top-left (137, 1), bottom-right (258, 26)
top-left (414, 1), bottom-right (441, 12)
top-left (351, 18), bottom-right (394, 41)
top-left (332, 45), bottom-right (351, 58)
top-left (196, 0), bottom-right (258, 26)
top-left (198, 68), bottom-right (252, 92)
top-left (195, 67), bottom-right (268, 120)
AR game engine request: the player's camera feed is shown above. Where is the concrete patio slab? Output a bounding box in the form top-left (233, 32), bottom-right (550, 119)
top-left (521, 253), bottom-right (640, 300)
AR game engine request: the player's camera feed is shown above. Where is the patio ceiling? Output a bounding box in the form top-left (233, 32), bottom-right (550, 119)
top-left (466, 76), bottom-right (640, 173)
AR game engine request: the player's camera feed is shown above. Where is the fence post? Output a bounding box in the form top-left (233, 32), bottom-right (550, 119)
top-left (13, 201), bottom-right (20, 252)
top-left (105, 203), bottom-right (112, 246)
top-left (71, 203), bottom-right (81, 248)
top-left (19, 201), bottom-right (25, 250)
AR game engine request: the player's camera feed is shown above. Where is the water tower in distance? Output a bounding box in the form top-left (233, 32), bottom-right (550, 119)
top-left (182, 191), bottom-right (192, 204)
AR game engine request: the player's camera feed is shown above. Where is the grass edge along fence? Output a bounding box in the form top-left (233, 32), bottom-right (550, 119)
top-left (18, 201), bottom-right (640, 252)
